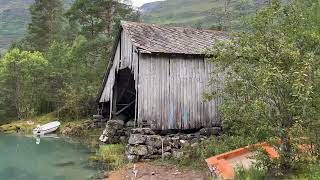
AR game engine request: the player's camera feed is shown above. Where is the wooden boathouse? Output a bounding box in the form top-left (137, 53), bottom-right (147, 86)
top-left (97, 21), bottom-right (226, 130)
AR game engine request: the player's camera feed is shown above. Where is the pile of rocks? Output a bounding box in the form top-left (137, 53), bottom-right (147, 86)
top-left (126, 127), bottom-right (221, 161)
top-left (99, 119), bottom-right (134, 144)
top-left (93, 115), bottom-right (107, 129)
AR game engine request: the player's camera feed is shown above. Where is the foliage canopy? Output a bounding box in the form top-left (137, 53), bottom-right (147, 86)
top-left (207, 0), bottom-right (320, 173)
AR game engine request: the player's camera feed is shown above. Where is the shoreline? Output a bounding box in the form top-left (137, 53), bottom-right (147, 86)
top-left (1, 115), bottom-right (211, 180)
top-left (106, 162), bottom-right (210, 180)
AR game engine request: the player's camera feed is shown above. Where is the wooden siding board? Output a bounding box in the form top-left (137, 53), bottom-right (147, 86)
top-left (130, 52), bottom-right (221, 130)
top-left (99, 25), bottom-right (224, 130)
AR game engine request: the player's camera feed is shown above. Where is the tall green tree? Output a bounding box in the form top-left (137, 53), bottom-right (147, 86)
top-left (0, 49), bottom-right (48, 119)
top-left (206, 0), bottom-right (320, 173)
top-left (28, 0), bottom-right (65, 51)
top-left (66, 0), bottom-right (138, 39)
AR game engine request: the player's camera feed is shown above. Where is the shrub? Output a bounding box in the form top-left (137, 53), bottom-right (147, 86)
top-left (164, 135), bottom-right (257, 169)
top-left (236, 167), bottom-right (266, 180)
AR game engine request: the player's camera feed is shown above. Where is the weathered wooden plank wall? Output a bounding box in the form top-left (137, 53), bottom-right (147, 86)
top-left (99, 30), bottom-right (222, 129)
top-left (137, 54), bottom-right (222, 130)
top-left (99, 31), bottom-right (138, 103)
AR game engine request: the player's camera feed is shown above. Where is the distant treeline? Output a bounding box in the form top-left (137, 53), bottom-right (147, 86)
top-left (0, 0), bottom-right (140, 122)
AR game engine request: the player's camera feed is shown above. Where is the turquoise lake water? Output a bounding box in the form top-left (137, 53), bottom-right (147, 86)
top-left (0, 134), bottom-right (99, 180)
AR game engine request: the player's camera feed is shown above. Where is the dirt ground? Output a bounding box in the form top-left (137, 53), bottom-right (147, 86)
top-left (106, 162), bottom-right (211, 180)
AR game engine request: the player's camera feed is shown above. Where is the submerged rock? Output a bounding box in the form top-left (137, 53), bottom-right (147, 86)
top-left (54, 161), bottom-right (76, 167)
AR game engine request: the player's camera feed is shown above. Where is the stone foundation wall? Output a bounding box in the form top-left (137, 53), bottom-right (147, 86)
top-left (126, 127), bottom-right (221, 161)
top-left (99, 119), bottom-right (222, 161)
top-left (99, 120), bottom-right (134, 144)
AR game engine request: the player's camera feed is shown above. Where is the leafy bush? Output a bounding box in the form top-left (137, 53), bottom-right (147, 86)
top-left (206, 0), bottom-right (320, 174)
top-left (236, 167), bottom-right (266, 180)
top-left (164, 135), bottom-right (257, 169)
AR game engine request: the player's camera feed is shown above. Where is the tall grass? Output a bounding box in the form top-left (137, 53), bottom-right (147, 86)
top-left (156, 135), bottom-right (257, 169)
top-left (98, 144), bottom-right (126, 169)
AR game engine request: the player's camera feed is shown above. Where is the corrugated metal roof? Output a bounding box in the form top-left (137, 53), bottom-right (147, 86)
top-left (121, 21), bottom-right (227, 55)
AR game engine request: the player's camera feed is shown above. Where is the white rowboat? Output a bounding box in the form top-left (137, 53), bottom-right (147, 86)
top-left (33, 121), bottom-right (61, 135)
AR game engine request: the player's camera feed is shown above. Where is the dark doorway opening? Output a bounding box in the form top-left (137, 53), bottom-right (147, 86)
top-left (111, 68), bottom-right (136, 121)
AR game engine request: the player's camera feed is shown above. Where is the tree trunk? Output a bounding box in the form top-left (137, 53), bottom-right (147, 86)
top-left (279, 116), bottom-right (294, 170)
top-left (13, 62), bottom-right (21, 119)
top-left (105, 1), bottom-right (115, 48)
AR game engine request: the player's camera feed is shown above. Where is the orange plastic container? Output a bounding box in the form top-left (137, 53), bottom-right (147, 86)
top-left (205, 142), bottom-right (279, 179)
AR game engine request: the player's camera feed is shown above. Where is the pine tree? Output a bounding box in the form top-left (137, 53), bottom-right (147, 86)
top-left (27, 0), bottom-right (65, 52)
top-left (66, 0), bottom-right (138, 39)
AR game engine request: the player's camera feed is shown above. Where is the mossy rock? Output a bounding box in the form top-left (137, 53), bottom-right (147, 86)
top-left (0, 125), bottom-right (20, 133)
top-left (61, 122), bottom-right (85, 136)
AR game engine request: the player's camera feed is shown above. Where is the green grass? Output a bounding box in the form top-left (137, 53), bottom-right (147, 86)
top-left (0, 113), bottom-right (56, 134)
top-left (235, 163), bottom-right (320, 180)
top-left (236, 167), bottom-right (266, 180)
top-left (96, 144), bottom-right (127, 169)
top-left (0, 113), bottom-right (100, 138)
top-left (154, 135), bottom-right (257, 170)
top-left (290, 163), bottom-right (320, 180)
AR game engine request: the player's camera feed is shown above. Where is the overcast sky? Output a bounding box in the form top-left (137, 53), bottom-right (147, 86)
top-left (131, 0), bottom-right (164, 7)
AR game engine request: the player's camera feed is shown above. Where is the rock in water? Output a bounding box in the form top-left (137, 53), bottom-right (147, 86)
top-left (54, 161), bottom-right (76, 167)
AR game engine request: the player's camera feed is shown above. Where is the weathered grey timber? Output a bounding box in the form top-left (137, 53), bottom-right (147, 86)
top-left (97, 21), bottom-right (226, 130)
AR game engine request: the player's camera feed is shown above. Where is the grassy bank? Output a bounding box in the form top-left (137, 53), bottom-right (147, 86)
top-left (0, 113), bottom-right (57, 134)
top-left (0, 113), bottom-right (101, 148)
top-left (154, 135), bottom-right (257, 170)
top-left (90, 144), bottom-right (128, 171)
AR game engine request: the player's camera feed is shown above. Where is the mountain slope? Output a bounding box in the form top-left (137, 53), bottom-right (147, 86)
top-left (140, 0), bottom-right (270, 29)
top-left (0, 0), bottom-right (73, 54)
top-left (0, 0), bottom-right (269, 54)
top-left (0, 0), bottom-right (33, 54)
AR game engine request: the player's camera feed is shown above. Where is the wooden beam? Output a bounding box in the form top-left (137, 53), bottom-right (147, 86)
top-left (112, 76), bottom-right (118, 114)
top-left (113, 100), bottom-right (135, 116)
top-left (127, 90), bottom-right (136, 96)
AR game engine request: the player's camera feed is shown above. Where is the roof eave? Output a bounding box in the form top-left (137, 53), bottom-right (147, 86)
top-left (96, 26), bottom-right (123, 103)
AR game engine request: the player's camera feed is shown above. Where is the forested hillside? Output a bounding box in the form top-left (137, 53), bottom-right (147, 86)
top-left (0, 0), bottom-right (73, 54)
top-left (1, 1), bottom-right (320, 178)
top-left (0, 0), bottom-right (31, 53)
top-left (0, 0), bottom-right (272, 53)
top-left (141, 0), bottom-right (271, 29)
top-left (0, 0), bottom-right (139, 122)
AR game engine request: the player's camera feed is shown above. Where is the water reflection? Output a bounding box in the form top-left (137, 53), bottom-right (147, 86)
top-left (0, 134), bottom-right (98, 180)
top-left (33, 134), bottom-right (59, 144)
